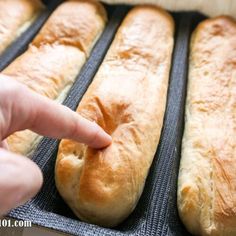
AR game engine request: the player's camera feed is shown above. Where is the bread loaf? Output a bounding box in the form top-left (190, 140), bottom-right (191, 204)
top-left (0, 0), bottom-right (44, 54)
top-left (5, 0), bottom-right (107, 156)
top-left (55, 5), bottom-right (174, 227)
top-left (178, 16), bottom-right (236, 235)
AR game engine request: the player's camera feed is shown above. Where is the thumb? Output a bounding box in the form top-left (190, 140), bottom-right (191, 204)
top-left (0, 148), bottom-right (43, 215)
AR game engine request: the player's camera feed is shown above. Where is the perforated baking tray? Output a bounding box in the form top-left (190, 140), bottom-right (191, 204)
top-left (1, 2), bottom-right (207, 235)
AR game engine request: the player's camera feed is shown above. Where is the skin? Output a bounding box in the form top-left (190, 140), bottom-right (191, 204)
top-left (0, 75), bottom-right (112, 215)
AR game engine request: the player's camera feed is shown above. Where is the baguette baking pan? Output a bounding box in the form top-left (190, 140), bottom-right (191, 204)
top-left (3, 1), bottom-right (207, 235)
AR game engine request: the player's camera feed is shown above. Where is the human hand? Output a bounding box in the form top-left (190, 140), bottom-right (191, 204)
top-left (0, 75), bottom-right (111, 215)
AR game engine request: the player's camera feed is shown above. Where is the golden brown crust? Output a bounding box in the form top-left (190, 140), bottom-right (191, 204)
top-left (33, 0), bottom-right (107, 56)
top-left (178, 16), bottom-right (236, 236)
top-left (55, 5), bottom-right (174, 227)
top-left (0, 0), bottom-right (44, 53)
top-left (5, 0), bottom-right (107, 156)
top-left (4, 44), bottom-right (86, 99)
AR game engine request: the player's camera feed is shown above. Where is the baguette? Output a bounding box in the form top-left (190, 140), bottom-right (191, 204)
top-left (178, 16), bottom-right (236, 236)
top-left (101, 0), bottom-right (236, 18)
top-left (0, 0), bottom-right (44, 54)
top-left (5, 0), bottom-right (107, 156)
top-left (55, 5), bottom-right (174, 227)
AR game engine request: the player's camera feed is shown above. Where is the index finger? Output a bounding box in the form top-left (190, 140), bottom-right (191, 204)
top-left (0, 76), bottom-right (112, 149)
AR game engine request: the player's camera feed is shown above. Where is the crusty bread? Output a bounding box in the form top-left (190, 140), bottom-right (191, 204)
top-left (32, 0), bottom-right (107, 56)
top-left (0, 0), bottom-right (44, 54)
top-left (5, 0), bottom-right (107, 156)
top-left (101, 0), bottom-right (236, 18)
top-left (55, 5), bottom-right (174, 227)
top-left (178, 16), bottom-right (236, 236)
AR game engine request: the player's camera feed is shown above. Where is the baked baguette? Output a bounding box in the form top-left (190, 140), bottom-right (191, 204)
top-left (55, 5), bottom-right (174, 227)
top-left (178, 16), bottom-right (236, 236)
top-left (0, 0), bottom-right (44, 54)
top-left (5, 0), bottom-right (107, 156)
top-left (101, 0), bottom-right (236, 18)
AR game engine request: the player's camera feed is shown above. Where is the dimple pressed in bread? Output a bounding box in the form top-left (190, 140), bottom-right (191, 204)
top-left (55, 5), bottom-right (174, 227)
top-left (0, 0), bottom-right (44, 54)
top-left (101, 0), bottom-right (236, 18)
top-left (4, 0), bottom-right (107, 156)
top-left (178, 16), bottom-right (236, 236)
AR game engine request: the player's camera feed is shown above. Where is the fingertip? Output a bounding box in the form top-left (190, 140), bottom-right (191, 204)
top-left (15, 156), bottom-right (43, 206)
top-left (103, 131), bottom-right (112, 146)
top-left (89, 126), bottom-right (112, 149)
top-left (29, 160), bottom-right (43, 195)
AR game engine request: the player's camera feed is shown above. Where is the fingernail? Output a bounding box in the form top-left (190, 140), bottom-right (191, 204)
top-left (102, 131), bottom-right (112, 145)
top-left (90, 127), bottom-right (112, 149)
